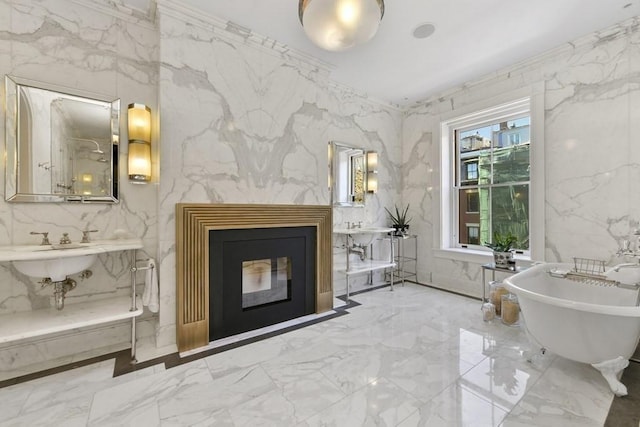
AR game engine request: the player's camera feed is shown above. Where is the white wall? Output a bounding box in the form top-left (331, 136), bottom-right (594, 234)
top-left (0, 0), bottom-right (401, 375)
top-left (2, 0), bottom-right (636, 376)
top-left (155, 4), bottom-right (402, 347)
top-left (402, 17), bottom-right (640, 297)
top-left (0, 0), bottom-right (158, 377)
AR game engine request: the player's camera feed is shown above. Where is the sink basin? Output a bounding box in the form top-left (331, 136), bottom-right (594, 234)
top-left (333, 226), bottom-right (395, 245)
top-left (0, 239), bottom-right (143, 283)
top-left (12, 243), bottom-right (96, 252)
top-left (13, 254), bottom-right (97, 282)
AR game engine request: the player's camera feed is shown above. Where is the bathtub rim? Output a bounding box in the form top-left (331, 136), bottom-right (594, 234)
top-left (503, 263), bottom-right (640, 317)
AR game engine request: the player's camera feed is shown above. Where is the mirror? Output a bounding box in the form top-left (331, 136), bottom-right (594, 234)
top-left (5, 75), bottom-right (119, 203)
top-left (330, 141), bottom-right (366, 207)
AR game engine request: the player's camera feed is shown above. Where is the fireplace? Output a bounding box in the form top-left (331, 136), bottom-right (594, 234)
top-left (176, 204), bottom-right (332, 352)
top-left (209, 226), bottom-right (316, 340)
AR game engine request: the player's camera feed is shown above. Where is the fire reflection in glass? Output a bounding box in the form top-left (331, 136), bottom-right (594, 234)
top-left (242, 257), bottom-right (291, 309)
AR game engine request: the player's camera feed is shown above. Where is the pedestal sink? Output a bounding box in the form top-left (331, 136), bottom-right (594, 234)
top-left (0, 239), bottom-right (142, 311)
top-left (333, 226), bottom-right (395, 245)
top-left (1, 240), bottom-right (144, 282)
top-left (12, 254), bottom-right (97, 282)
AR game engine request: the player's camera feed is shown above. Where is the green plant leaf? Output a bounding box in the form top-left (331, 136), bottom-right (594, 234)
top-left (483, 231), bottom-right (517, 252)
top-left (385, 204), bottom-right (411, 227)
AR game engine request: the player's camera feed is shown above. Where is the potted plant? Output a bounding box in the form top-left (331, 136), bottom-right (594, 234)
top-left (484, 231), bottom-right (517, 268)
top-left (385, 204), bottom-right (411, 236)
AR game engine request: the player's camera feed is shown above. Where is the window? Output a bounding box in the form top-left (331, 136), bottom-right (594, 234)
top-left (467, 225), bottom-right (480, 245)
top-left (464, 162), bottom-right (478, 181)
top-left (442, 97), bottom-right (534, 254)
top-left (466, 190), bottom-right (479, 213)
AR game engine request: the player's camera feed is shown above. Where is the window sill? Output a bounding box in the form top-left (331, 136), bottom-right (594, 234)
top-left (434, 248), bottom-right (532, 265)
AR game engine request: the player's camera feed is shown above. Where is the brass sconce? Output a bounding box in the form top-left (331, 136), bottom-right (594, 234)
top-left (127, 103), bottom-right (151, 183)
top-left (366, 151), bottom-right (378, 193)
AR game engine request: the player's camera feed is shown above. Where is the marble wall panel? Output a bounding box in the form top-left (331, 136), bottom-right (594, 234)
top-left (327, 86), bottom-right (403, 293)
top-left (4, 0), bottom-right (636, 372)
top-left (402, 17), bottom-right (640, 296)
top-left (155, 6), bottom-right (402, 346)
top-left (0, 0), bottom-right (158, 373)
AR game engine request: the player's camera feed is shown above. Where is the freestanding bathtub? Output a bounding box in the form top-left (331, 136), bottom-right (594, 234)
top-left (504, 262), bottom-right (640, 396)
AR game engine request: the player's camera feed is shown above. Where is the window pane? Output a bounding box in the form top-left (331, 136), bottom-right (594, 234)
top-left (460, 160), bottom-right (479, 184)
top-left (458, 189), bottom-right (482, 244)
top-left (466, 190), bottom-right (479, 213)
top-left (453, 105), bottom-right (531, 251)
top-left (458, 127), bottom-right (491, 186)
top-left (467, 225), bottom-right (480, 244)
top-left (479, 187), bottom-right (490, 245)
top-left (478, 151), bottom-right (492, 185)
top-left (492, 141), bottom-right (530, 184)
top-left (491, 185), bottom-right (529, 250)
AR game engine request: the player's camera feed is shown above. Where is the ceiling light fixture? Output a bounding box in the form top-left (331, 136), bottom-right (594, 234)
top-left (298, 0), bottom-right (385, 52)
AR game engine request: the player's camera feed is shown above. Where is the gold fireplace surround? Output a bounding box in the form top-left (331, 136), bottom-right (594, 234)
top-left (176, 203), bottom-right (333, 352)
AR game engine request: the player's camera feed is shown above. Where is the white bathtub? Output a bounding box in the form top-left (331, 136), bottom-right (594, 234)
top-left (504, 262), bottom-right (640, 396)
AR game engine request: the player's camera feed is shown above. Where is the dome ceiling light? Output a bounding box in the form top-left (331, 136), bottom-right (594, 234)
top-left (298, 0), bottom-right (385, 52)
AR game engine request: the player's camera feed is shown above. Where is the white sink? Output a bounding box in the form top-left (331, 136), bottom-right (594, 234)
top-left (333, 226), bottom-right (395, 245)
top-left (13, 254), bottom-right (97, 282)
top-left (0, 238), bottom-right (144, 282)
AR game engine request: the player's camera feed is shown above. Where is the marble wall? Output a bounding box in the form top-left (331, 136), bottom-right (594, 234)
top-left (402, 17), bottom-right (640, 296)
top-left (3, 0), bottom-right (636, 374)
top-left (155, 3), bottom-right (402, 347)
top-left (0, 0), bottom-right (158, 375)
top-left (0, 0), bottom-right (402, 373)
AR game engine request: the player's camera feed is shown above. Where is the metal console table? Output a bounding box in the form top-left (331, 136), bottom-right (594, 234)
top-left (480, 262), bottom-right (526, 306)
top-left (385, 234), bottom-right (417, 285)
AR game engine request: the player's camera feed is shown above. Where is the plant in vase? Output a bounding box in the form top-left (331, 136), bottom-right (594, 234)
top-left (385, 204), bottom-right (411, 236)
top-left (484, 231), bottom-right (517, 268)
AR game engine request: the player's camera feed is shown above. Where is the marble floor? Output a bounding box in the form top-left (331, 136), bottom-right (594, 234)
top-left (0, 283), bottom-right (632, 426)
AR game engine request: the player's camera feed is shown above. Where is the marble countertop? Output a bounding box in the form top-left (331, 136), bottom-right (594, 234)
top-left (0, 238), bottom-right (143, 262)
top-left (333, 227), bottom-right (394, 234)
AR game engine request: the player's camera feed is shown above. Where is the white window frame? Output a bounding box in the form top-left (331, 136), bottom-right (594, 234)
top-left (437, 85), bottom-right (545, 263)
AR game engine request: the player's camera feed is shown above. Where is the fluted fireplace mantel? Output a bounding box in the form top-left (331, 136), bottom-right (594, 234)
top-left (176, 203), bottom-right (333, 352)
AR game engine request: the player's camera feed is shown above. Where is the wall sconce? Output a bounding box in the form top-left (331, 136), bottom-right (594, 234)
top-left (366, 151), bottom-right (378, 193)
top-left (127, 103), bottom-right (151, 183)
top-left (327, 142), bottom-right (333, 192)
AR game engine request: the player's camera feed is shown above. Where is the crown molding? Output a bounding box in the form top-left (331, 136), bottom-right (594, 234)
top-left (71, 0), bottom-right (157, 27)
top-left (157, 0), bottom-right (333, 77)
top-left (328, 81), bottom-right (404, 112)
top-left (411, 16), bottom-right (640, 109)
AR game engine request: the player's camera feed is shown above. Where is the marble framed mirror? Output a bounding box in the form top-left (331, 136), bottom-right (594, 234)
top-left (330, 141), bottom-right (366, 207)
top-left (5, 75), bottom-right (120, 203)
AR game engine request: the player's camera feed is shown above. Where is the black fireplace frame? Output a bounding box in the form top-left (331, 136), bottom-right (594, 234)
top-left (209, 226), bottom-right (316, 341)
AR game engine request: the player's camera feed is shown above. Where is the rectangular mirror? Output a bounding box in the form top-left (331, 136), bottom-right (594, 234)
top-left (330, 141), bottom-right (366, 207)
top-left (5, 75), bottom-right (119, 203)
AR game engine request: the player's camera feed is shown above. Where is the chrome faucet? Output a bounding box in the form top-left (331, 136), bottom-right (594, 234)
top-left (618, 240), bottom-right (631, 255)
top-left (80, 229), bottom-right (99, 243)
top-left (349, 243), bottom-right (367, 261)
top-left (59, 233), bottom-right (72, 245)
top-left (30, 231), bottom-right (50, 245)
top-left (612, 262), bottom-right (640, 272)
